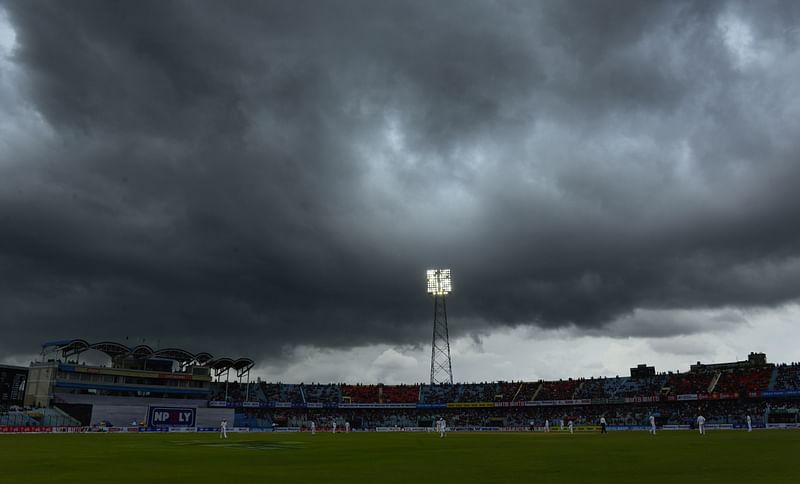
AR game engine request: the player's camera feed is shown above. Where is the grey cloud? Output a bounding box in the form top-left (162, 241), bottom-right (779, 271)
top-left (1, 0), bottom-right (800, 365)
top-left (600, 309), bottom-right (748, 339)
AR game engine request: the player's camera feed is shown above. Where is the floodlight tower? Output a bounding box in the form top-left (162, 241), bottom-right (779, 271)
top-left (427, 269), bottom-right (453, 385)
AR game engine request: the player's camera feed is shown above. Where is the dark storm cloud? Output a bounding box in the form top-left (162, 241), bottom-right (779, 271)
top-left (2, 0), bottom-right (800, 363)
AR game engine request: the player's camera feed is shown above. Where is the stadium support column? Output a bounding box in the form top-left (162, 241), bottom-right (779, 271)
top-left (427, 269), bottom-right (453, 385)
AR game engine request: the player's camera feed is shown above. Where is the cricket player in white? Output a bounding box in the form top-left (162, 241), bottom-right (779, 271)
top-left (332, 421), bottom-right (337, 434)
top-left (746, 415), bottom-right (752, 432)
top-left (697, 415), bottom-right (706, 435)
top-left (568, 420), bottom-right (573, 434)
top-left (600, 416), bottom-right (607, 434)
top-left (560, 419), bottom-right (564, 431)
top-left (345, 421), bottom-right (350, 433)
top-left (310, 421), bottom-right (316, 435)
top-left (544, 419), bottom-right (550, 432)
top-left (220, 419), bottom-right (228, 439)
top-left (438, 418), bottom-right (447, 438)
top-left (649, 415), bottom-right (656, 435)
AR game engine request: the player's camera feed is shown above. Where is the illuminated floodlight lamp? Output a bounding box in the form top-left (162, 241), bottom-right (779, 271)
top-left (426, 269), bottom-right (452, 296)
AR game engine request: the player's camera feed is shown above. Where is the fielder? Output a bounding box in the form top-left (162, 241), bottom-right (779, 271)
top-left (332, 421), bottom-right (337, 434)
top-left (544, 419), bottom-right (550, 432)
top-left (746, 415), bottom-right (752, 432)
top-left (345, 421), bottom-right (350, 433)
top-left (568, 420), bottom-right (573, 434)
top-left (697, 415), bottom-right (706, 435)
top-left (649, 415), bottom-right (656, 435)
top-left (600, 416), bottom-right (607, 434)
top-left (310, 421), bottom-right (316, 435)
top-left (220, 418), bottom-right (228, 439)
top-left (438, 417), bottom-right (447, 438)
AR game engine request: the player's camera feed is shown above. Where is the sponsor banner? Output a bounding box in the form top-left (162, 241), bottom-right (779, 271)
top-left (376, 426), bottom-right (428, 432)
top-left (762, 390), bottom-right (800, 398)
top-left (51, 426), bottom-right (84, 433)
top-left (766, 423), bottom-right (800, 429)
top-left (242, 402), bottom-right (260, 408)
top-left (274, 402), bottom-right (293, 408)
top-left (524, 401), bottom-right (554, 407)
top-left (662, 425), bottom-right (691, 430)
top-left (537, 426), bottom-right (600, 432)
top-left (451, 426), bottom-right (501, 432)
top-left (523, 399), bottom-right (591, 407)
top-left (494, 402), bottom-right (526, 407)
top-left (607, 425), bottom-right (650, 431)
top-left (697, 393), bottom-right (737, 401)
top-left (148, 407), bottom-right (196, 427)
top-left (0, 426), bottom-right (52, 433)
top-left (447, 402), bottom-right (494, 408)
top-left (273, 427), bottom-right (301, 433)
top-left (339, 403), bottom-right (416, 409)
top-left (208, 401), bottom-right (228, 408)
top-left (142, 427), bottom-right (170, 432)
top-left (497, 426), bottom-right (532, 432)
top-left (732, 423), bottom-right (765, 429)
top-left (167, 427), bottom-right (197, 433)
top-left (677, 394), bottom-right (698, 401)
top-left (306, 402), bottom-right (323, 409)
top-left (547, 399), bottom-right (591, 406)
top-left (415, 403), bottom-right (448, 409)
top-left (624, 396), bottom-right (660, 403)
top-left (704, 424), bottom-right (734, 430)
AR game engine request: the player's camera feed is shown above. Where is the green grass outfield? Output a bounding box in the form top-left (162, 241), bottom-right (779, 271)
top-left (1, 430), bottom-right (798, 484)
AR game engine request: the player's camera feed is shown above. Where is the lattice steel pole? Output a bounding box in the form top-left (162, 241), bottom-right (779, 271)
top-left (427, 269), bottom-right (453, 385)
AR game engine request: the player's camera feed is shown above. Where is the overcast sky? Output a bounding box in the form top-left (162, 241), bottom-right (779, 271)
top-left (2, 1), bottom-right (800, 383)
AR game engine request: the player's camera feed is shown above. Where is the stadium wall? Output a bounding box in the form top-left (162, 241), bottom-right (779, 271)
top-left (89, 404), bottom-right (233, 427)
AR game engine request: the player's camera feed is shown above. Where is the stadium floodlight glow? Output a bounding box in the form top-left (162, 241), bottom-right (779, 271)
top-left (427, 268), bottom-right (453, 385)
top-left (426, 269), bottom-right (452, 296)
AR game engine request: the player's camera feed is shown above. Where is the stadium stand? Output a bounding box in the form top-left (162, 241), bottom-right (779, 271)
top-left (380, 384), bottom-right (419, 403)
top-left (665, 370), bottom-right (718, 394)
top-left (774, 363), bottom-right (800, 391)
top-left (615, 375), bottom-right (667, 398)
top-left (10, 341), bottom-right (799, 433)
top-left (258, 383), bottom-right (303, 403)
top-left (420, 384), bottom-right (457, 403)
top-left (536, 380), bottom-right (581, 400)
top-left (341, 384), bottom-right (381, 403)
top-left (713, 367), bottom-right (773, 394)
top-left (302, 383), bottom-right (340, 403)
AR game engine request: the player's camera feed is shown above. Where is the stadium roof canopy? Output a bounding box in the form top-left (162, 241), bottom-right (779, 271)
top-left (40, 339), bottom-right (251, 369)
